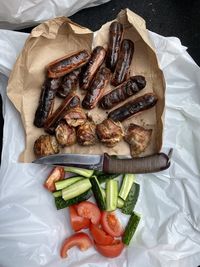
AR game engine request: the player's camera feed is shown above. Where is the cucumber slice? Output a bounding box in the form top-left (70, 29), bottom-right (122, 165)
top-left (122, 212), bottom-right (141, 245)
top-left (122, 183), bottom-right (140, 214)
top-left (106, 180), bottom-right (118, 211)
top-left (52, 191), bottom-right (62, 198)
top-left (90, 176), bottom-right (106, 210)
top-left (55, 176), bottom-right (83, 191)
top-left (119, 174), bottom-right (135, 200)
top-left (64, 167), bottom-right (94, 177)
top-left (117, 197), bottom-right (124, 208)
top-left (97, 173), bottom-right (119, 184)
top-left (62, 179), bottom-right (91, 201)
top-left (55, 190), bottom-right (92, 210)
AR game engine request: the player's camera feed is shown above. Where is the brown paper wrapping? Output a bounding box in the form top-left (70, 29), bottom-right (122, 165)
top-left (7, 9), bottom-right (165, 163)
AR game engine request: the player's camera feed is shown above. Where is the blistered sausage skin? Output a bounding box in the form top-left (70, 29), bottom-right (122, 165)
top-left (82, 67), bottom-right (110, 109)
top-left (106, 21), bottom-right (123, 72)
top-left (111, 39), bottom-right (134, 86)
top-left (108, 93), bottom-right (158, 122)
top-left (99, 75), bottom-right (146, 110)
top-left (34, 77), bottom-right (60, 128)
top-left (47, 50), bottom-right (90, 78)
top-left (80, 46), bottom-right (106, 90)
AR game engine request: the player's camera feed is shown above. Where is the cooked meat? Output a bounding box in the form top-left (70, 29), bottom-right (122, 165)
top-left (96, 119), bottom-right (124, 147)
top-left (125, 123), bottom-right (152, 157)
top-left (77, 119), bottom-right (96, 146)
top-left (64, 106), bottom-right (87, 127)
top-left (55, 121), bottom-right (76, 146)
top-left (33, 134), bottom-right (59, 157)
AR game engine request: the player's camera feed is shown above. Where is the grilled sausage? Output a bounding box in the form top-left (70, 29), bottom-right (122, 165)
top-left (106, 21), bottom-right (123, 72)
top-left (57, 69), bottom-right (81, 98)
top-left (99, 75), bottom-right (146, 109)
top-left (111, 39), bottom-right (134, 86)
top-left (47, 50), bottom-right (90, 78)
top-left (34, 77), bottom-right (60, 128)
top-left (80, 46), bottom-right (106, 90)
top-left (108, 93), bottom-right (158, 122)
top-left (82, 67), bottom-right (110, 109)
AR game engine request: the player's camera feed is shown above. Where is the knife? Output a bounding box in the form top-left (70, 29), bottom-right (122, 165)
top-left (33, 149), bottom-right (172, 174)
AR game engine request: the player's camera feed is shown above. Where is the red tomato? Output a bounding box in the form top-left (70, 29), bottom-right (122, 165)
top-left (101, 211), bottom-right (123, 237)
top-left (60, 232), bottom-right (93, 258)
top-left (95, 240), bottom-right (124, 258)
top-left (90, 224), bottom-right (114, 245)
top-left (44, 167), bottom-right (65, 192)
top-left (77, 201), bottom-right (101, 225)
top-left (69, 205), bottom-right (90, 232)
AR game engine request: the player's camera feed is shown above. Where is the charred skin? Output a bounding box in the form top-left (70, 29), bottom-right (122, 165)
top-left (55, 121), bottom-right (76, 146)
top-left (82, 67), bottom-right (110, 109)
top-left (34, 135), bottom-right (59, 157)
top-left (99, 75), bottom-right (146, 110)
top-left (44, 93), bottom-right (80, 134)
top-left (111, 39), bottom-right (134, 86)
top-left (80, 46), bottom-right (106, 90)
top-left (57, 69), bottom-right (81, 98)
top-left (108, 93), bottom-right (158, 122)
top-left (77, 119), bottom-right (96, 146)
top-left (47, 50), bottom-right (90, 78)
top-left (64, 106), bottom-right (87, 127)
top-left (96, 118), bottom-right (124, 147)
top-left (106, 21), bottom-right (124, 72)
top-left (34, 77), bottom-right (60, 128)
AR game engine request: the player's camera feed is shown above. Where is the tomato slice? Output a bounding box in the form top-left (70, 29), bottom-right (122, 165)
top-left (95, 240), bottom-right (124, 258)
top-left (101, 211), bottom-right (123, 237)
top-left (77, 201), bottom-right (101, 225)
top-left (69, 205), bottom-right (90, 232)
top-left (60, 232), bottom-right (93, 258)
top-left (44, 167), bottom-right (65, 192)
top-left (90, 224), bottom-right (114, 245)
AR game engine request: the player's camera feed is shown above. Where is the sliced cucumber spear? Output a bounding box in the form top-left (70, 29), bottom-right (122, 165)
top-left (119, 174), bottom-right (135, 200)
top-left (52, 191), bottom-right (62, 198)
top-left (122, 212), bottom-right (141, 246)
top-left (55, 176), bottom-right (84, 191)
top-left (64, 167), bottom-right (94, 178)
top-left (90, 176), bottom-right (106, 210)
top-left (101, 188), bottom-right (123, 209)
top-left (106, 180), bottom-right (118, 211)
top-left (62, 179), bottom-right (91, 201)
top-left (122, 182), bottom-right (140, 214)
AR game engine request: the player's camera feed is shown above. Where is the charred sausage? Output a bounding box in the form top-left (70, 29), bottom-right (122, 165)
top-left (34, 77), bottom-right (60, 128)
top-left (80, 46), bottom-right (106, 90)
top-left (111, 39), bottom-right (134, 86)
top-left (82, 67), bottom-right (110, 109)
top-left (99, 75), bottom-right (146, 109)
top-left (47, 50), bottom-right (90, 78)
top-left (108, 93), bottom-right (158, 122)
top-left (106, 21), bottom-right (123, 72)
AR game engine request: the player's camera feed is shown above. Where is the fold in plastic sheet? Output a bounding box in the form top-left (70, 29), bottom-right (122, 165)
top-left (0, 0), bottom-right (110, 30)
top-left (0, 29), bottom-right (200, 267)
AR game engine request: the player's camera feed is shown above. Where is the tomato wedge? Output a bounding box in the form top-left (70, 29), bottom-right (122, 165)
top-left (69, 205), bottom-right (90, 232)
top-left (90, 224), bottom-right (114, 245)
top-left (44, 167), bottom-right (65, 192)
top-left (60, 232), bottom-right (93, 258)
top-left (101, 211), bottom-right (123, 237)
top-left (77, 201), bottom-right (101, 225)
top-left (95, 240), bottom-right (124, 258)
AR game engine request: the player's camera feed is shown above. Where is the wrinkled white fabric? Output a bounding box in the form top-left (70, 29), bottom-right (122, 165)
top-left (0, 29), bottom-right (200, 267)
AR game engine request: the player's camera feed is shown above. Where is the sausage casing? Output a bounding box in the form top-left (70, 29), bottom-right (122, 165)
top-left (82, 67), bottom-right (110, 109)
top-left (111, 39), bottom-right (134, 86)
top-left (99, 75), bottom-right (146, 109)
top-left (34, 77), bottom-right (60, 128)
top-left (106, 21), bottom-right (123, 72)
top-left (108, 93), bottom-right (158, 122)
top-left (47, 50), bottom-right (90, 78)
top-left (80, 46), bottom-right (106, 90)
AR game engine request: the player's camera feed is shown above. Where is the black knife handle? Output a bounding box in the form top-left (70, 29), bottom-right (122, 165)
top-left (103, 150), bottom-right (172, 174)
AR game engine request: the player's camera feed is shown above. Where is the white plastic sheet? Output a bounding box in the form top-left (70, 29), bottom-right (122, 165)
top-left (0, 29), bottom-right (200, 267)
top-left (0, 0), bottom-right (110, 30)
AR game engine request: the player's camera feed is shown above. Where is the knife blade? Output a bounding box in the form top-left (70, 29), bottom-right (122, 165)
top-left (33, 149), bottom-right (172, 174)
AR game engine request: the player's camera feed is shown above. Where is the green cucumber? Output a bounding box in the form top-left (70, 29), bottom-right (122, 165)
top-left (52, 191), bottom-right (62, 198)
top-left (90, 176), bottom-right (106, 210)
top-left (97, 173), bottom-right (119, 184)
top-left (62, 179), bottom-right (91, 201)
top-left (106, 180), bottom-right (118, 211)
top-left (64, 167), bottom-right (94, 177)
top-left (55, 176), bottom-right (83, 191)
top-left (55, 190), bottom-right (92, 210)
top-left (122, 212), bottom-right (141, 245)
top-left (119, 174), bottom-right (135, 200)
top-left (122, 183), bottom-right (140, 214)
top-left (117, 197), bottom-right (124, 208)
